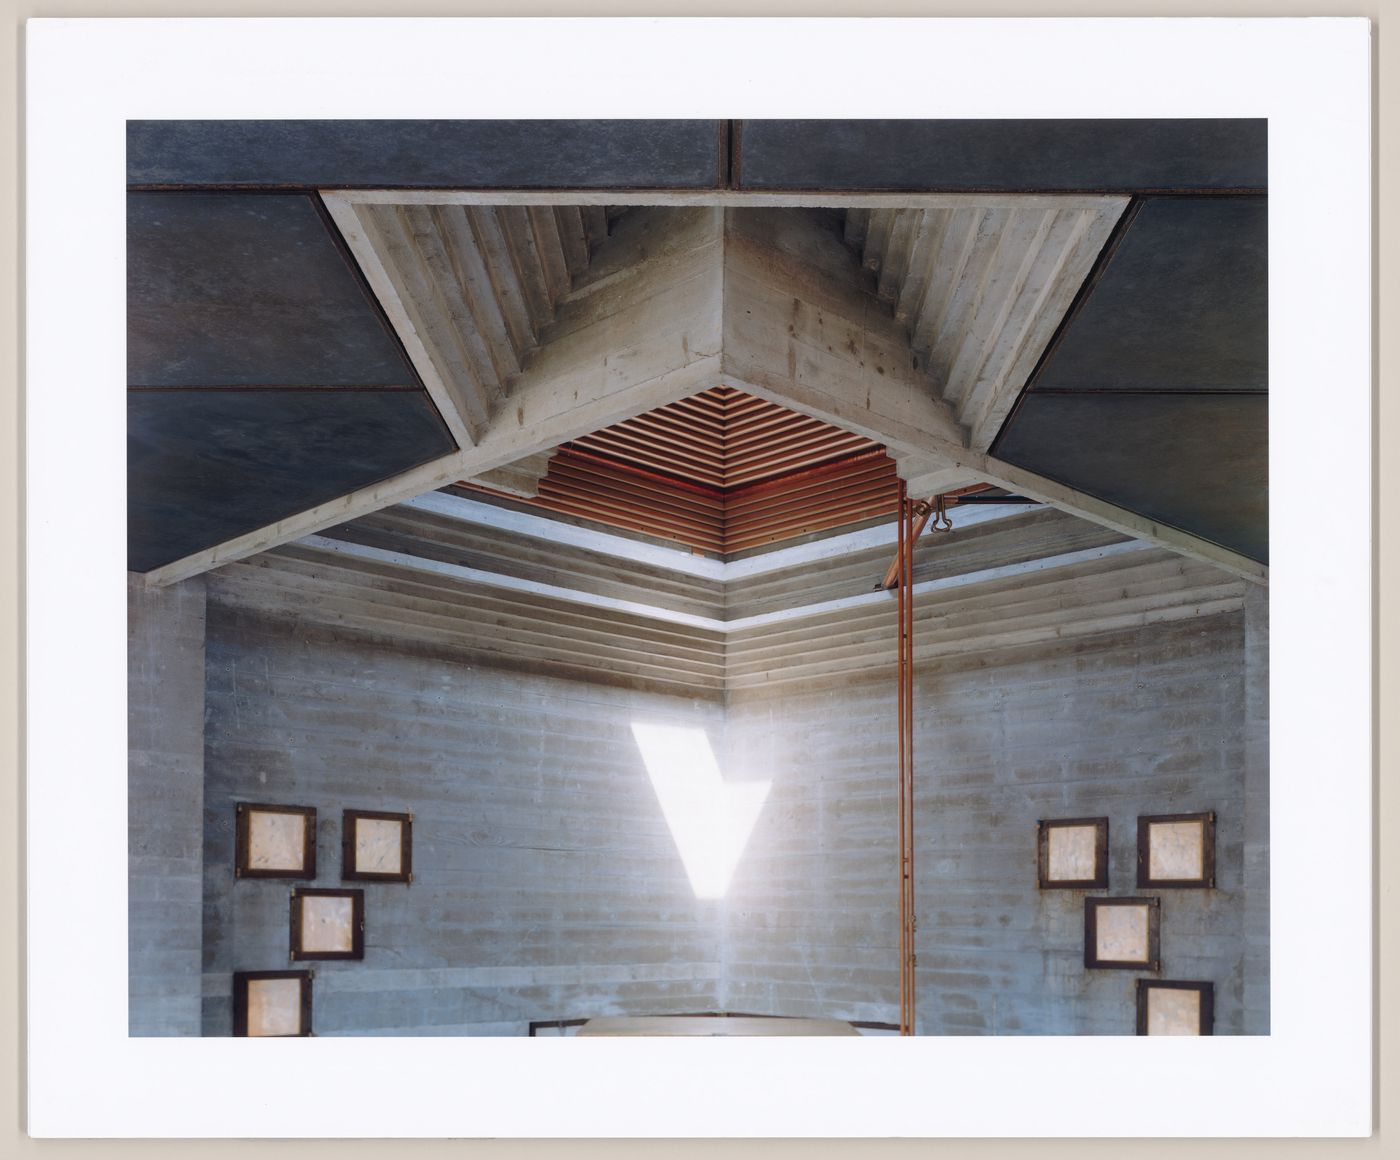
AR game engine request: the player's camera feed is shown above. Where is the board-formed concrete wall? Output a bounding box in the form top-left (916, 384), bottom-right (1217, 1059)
top-left (199, 604), bottom-right (728, 1036)
top-left (725, 599), bottom-right (1268, 1035)
top-left (128, 574), bottom-right (207, 1036)
top-left (148, 502), bottom-right (1266, 1037)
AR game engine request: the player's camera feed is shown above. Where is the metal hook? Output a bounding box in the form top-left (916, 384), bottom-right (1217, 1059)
top-left (930, 493), bottom-right (954, 532)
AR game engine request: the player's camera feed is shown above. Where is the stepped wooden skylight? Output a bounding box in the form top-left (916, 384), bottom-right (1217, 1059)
top-left (464, 386), bottom-right (899, 555)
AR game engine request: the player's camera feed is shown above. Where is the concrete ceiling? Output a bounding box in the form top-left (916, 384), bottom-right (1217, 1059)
top-left (126, 119), bottom-right (1268, 584)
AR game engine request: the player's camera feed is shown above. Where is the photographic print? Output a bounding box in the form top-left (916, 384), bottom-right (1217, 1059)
top-left (24, 15), bottom-right (1371, 1140)
top-left (128, 113), bottom-right (1266, 1038)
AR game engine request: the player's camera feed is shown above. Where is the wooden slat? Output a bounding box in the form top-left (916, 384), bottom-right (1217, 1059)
top-left (723, 455), bottom-right (894, 517)
top-left (449, 375), bottom-right (908, 554)
top-left (536, 471), bottom-right (722, 529)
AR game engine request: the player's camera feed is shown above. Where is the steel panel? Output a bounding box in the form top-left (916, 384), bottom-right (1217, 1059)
top-left (129, 192), bottom-right (420, 389)
top-left (128, 120), bottom-right (726, 189)
top-left (736, 120), bottom-right (1266, 192)
top-left (128, 389), bottom-right (456, 572)
top-left (1029, 196), bottom-right (1267, 394)
top-left (991, 392), bottom-right (1267, 563)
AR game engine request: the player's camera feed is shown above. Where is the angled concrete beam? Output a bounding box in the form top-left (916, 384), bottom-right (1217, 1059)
top-left (464, 450), bottom-right (557, 499)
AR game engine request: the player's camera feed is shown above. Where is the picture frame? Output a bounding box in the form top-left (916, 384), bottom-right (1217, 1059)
top-left (342, 809), bottom-right (413, 884)
top-left (1084, 896), bottom-right (1161, 971)
top-left (232, 970), bottom-right (313, 1037)
top-left (1137, 811), bottom-right (1217, 889)
top-left (1136, 979), bottom-right (1215, 1036)
top-left (289, 888), bottom-right (365, 961)
top-left (234, 802), bottom-right (317, 880)
top-left (1036, 817), bottom-right (1109, 889)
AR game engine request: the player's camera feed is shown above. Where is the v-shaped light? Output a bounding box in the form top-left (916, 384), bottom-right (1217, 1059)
top-left (631, 722), bottom-right (771, 900)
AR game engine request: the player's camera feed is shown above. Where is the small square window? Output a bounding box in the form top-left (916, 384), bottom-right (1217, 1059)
top-left (342, 809), bottom-right (412, 883)
top-left (289, 888), bottom-right (365, 961)
top-left (235, 803), bottom-right (316, 880)
top-left (1137, 979), bottom-right (1214, 1035)
top-left (1085, 896), bottom-right (1160, 970)
top-left (1137, 811), bottom-right (1216, 888)
top-left (1037, 817), bottom-right (1109, 889)
top-left (233, 970), bottom-right (312, 1037)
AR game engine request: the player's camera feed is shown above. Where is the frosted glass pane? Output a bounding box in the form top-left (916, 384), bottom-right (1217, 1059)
top-left (1147, 988), bottom-right (1202, 1035)
top-left (246, 978), bottom-right (302, 1036)
top-left (1096, 904), bottom-right (1149, 962)
top-left (1047, 825), bottom-right (1097, 880)
top-left (301, 895), bottom-right (355, 953)
top-left (356, 817), bottom-right (402, 874)
top-left (1149, 820), bottom-right (1205, 880)
top-left (248, 811), bottom-right (305, 872)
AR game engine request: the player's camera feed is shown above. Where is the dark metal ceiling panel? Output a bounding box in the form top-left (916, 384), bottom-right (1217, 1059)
top-left (991, 393), bottom-right (1268, 563)
top-left (737, 120), bottom-right (1266, 192)
top-left (128, 389), bottom-right (456, 572)
top-left (129, 192), bottom-right (420, 388)
top-left (128, 120), bottom-right (726, 189)
top-left (1029, 196), bottom-right (1267, 393)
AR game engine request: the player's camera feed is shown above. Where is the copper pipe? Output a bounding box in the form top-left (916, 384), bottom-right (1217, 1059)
top-left (896, 480), bottom-right (908, 1035)
top-left (891, 488), bottom-right (920, 1035)
top-left (880, 503), bottom-right (931, 591)
top-left (904, 491), bottom-right (917, 1036)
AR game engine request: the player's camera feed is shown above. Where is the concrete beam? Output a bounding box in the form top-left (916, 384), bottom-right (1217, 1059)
top-left (464, 450), bottom-right (557, 499)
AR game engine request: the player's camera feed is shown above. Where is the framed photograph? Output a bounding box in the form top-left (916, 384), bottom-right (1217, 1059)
top-left (342, 809), bottom-right (413, 883)
top-left (1137, 811), bottom-right (1217, 889)
top-left (232, 970), bottom-right (313, 1038)
top-left (1136, 979), bottom-right (1215, 1036)
top-left (234, 802), bottom-right (317, 880)
top-left (1036, 817), bottom-right (1109, 889)
top-left (1084, 896), bottom-right (1161, 971)
top-left (289, 888), bottom-right (365, 961)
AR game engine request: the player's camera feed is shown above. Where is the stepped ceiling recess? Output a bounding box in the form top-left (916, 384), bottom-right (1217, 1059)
top-left (127, 120), bottom-right (1268, 584)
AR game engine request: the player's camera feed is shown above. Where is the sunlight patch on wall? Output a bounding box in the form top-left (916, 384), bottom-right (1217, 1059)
top-left (631, 722), bottom-right (771, 900)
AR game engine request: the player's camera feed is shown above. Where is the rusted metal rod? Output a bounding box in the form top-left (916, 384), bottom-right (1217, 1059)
top-left (895, 485), bottom-right (919, 1036)
top-left (881, 500), bottom-right (931, 591)
top-left (904, 493), bottom-right (917, 1034)
top-left (896, 481), bottom-right (908, 1035)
